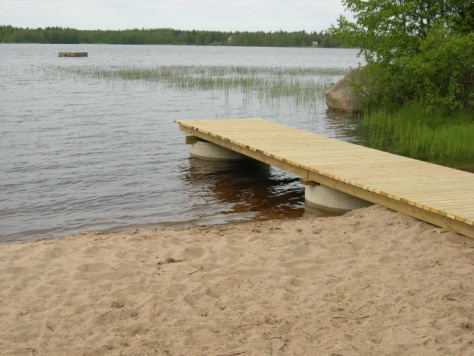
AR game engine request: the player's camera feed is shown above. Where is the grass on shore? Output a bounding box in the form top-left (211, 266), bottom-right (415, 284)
top-left (362, 102), bottom-right (474, 170)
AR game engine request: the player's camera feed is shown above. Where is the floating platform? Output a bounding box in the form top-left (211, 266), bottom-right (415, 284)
top-left (177, 118), bottom-right (474, 238)
top-left (58, 52), bottom-right (88, 57)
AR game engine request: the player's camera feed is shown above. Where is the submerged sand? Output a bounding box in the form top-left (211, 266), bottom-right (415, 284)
top-left (0, 205), bottom-right (473, 355)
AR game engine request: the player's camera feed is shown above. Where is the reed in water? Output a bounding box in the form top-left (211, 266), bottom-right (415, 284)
top-left (45, 65), bottom-right (347, 105)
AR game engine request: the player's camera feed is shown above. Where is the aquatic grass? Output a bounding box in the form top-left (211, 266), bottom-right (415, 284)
top-left (43, 65), bottom-right (347, 106)
top-left (362, 102), bottom-right (474, 169)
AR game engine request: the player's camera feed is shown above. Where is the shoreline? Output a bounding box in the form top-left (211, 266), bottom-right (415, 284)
top-left (1, 205), bottom-right (473, 354)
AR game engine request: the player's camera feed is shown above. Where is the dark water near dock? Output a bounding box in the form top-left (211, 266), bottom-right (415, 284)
top-left (0, 44), bottom-right (363, 242)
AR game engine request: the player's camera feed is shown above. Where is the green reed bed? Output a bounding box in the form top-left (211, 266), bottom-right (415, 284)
top-left (362, 102), bottom-right (474, 170)
top-left (45, 65), bottom-right (347, 105)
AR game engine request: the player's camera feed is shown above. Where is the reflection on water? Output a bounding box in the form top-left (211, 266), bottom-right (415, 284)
top-left (0, 44), bottom-right (362, 242)
top-left (324, 109), bottom-right (365, 143)
top-left (184, 157), bottom-right (340, 222)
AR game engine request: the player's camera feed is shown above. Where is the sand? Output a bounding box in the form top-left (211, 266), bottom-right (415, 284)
top-left (0, 205), bottom-right (473, 355)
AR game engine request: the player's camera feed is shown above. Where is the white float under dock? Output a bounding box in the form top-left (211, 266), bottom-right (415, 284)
top-left (176, 118), bottom-right (474, 238)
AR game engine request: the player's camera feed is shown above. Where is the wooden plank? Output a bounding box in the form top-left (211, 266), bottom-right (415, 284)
top-left (58, 52), bottom-right (88, 57)
top-left (185, 136), bottom-right (201, 145)
top-left (176, 118), bottom-right (474, 237)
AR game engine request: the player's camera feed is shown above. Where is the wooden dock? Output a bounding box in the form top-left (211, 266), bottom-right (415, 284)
top-left (58, 52), bottom-right (88, 57)
top-left (176, 118), bottom-right (474, 238)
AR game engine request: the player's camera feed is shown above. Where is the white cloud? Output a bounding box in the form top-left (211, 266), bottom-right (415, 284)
top-left (0, 0), bottom-right (348, 31)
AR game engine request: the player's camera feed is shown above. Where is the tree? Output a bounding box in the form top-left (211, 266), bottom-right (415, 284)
top-left (0, 26), bottom-right (344, 49)
top-left (331, 0), bottom-right (474, 109)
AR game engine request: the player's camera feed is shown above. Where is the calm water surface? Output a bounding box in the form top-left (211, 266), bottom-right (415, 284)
top-left (0, 44), bottom-right (363, 242)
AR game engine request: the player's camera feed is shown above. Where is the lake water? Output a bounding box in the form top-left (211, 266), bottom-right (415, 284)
top-left (0, 44), bottom-right (363, 242)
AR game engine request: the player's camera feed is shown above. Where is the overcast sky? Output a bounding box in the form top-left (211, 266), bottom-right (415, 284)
top-left (0, 0), bottom-right (350, 32)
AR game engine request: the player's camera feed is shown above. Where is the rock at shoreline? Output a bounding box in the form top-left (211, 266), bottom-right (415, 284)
top-left (325, 69), bottom-right (363, 112)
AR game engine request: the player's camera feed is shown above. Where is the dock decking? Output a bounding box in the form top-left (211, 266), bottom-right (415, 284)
top-left (176, 118), bottom-right (474, 238)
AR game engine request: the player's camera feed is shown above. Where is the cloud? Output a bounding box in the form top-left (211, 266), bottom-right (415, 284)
top-left (0, 0), bottom-right (348, 31)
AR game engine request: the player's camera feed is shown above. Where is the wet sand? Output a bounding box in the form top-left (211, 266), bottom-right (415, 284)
top-left (1, 205), bottom-right (473, 355)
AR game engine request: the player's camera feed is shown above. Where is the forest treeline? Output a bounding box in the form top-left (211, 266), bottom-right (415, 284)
top-left (0, 25), bottom-right (343, 47)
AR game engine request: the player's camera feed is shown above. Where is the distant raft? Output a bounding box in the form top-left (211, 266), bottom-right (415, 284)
top-left (58, 52), bottom-right (88, 57)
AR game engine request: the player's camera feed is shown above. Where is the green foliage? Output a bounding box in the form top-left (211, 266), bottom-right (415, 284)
top-left (0, 25), bottom-right (343, 48)
top-left (330, 0), bottom-right (474, 109)
top-left (362, 102), bottom-right (474, 168)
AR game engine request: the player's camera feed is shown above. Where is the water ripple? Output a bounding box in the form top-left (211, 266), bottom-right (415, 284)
top-left (0, 44), bottom-right (362, 242)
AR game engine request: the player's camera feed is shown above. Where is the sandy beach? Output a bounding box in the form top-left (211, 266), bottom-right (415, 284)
top-left (1, 205), bottom-right (473, 355)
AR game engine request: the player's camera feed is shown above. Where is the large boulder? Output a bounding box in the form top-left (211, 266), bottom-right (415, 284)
top-left (325, 69), bottom-right (363, 112)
